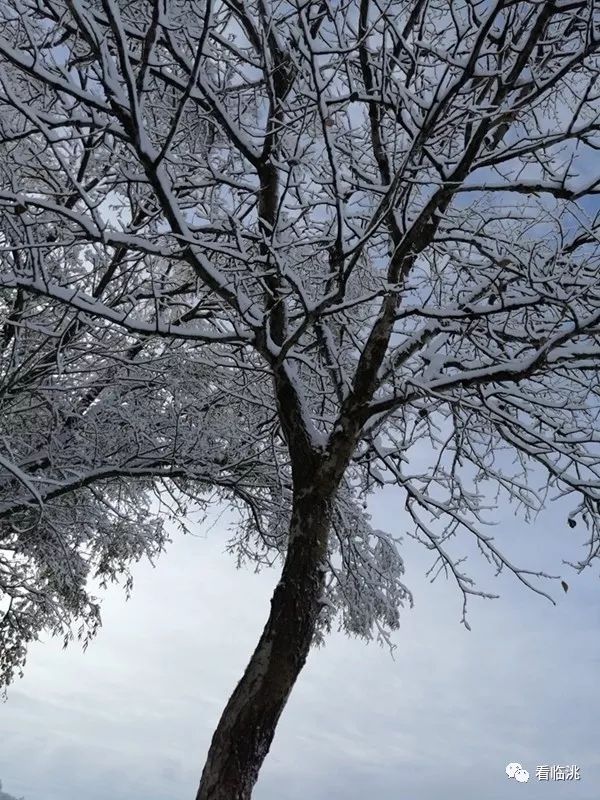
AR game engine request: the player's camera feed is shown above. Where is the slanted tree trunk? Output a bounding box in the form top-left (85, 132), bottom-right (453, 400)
top-left (195, 484), bottom-right (335, 800)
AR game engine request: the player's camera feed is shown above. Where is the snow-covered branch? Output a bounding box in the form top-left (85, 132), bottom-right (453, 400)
top-left (1, 0), bottom-right (600, 693)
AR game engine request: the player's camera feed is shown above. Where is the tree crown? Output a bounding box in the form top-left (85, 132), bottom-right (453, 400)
top-left (1, 0), bottom-right (600, 687)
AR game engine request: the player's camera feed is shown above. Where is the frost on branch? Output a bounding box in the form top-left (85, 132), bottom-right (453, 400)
top-left (0, 487), bottom-right (164, 690)
top-left (316, 488), bottom-right (412, 649)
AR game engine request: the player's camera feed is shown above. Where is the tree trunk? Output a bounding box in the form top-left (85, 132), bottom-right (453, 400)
top-left (195, 486), bottom-right (334, 800)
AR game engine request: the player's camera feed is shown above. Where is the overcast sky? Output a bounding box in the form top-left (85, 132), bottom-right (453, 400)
top-left (1, 486), bottom-right (599, 800)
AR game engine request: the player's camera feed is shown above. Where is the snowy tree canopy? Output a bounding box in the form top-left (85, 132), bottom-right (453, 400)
top-left (1, 0), bottom-right (600, 691)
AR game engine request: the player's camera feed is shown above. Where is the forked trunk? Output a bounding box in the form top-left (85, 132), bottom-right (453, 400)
top-left (195, 487), bottom-right (334, 800)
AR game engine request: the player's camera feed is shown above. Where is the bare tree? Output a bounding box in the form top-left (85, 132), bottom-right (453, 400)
top-left (1, 0), bottom-right (600, 797)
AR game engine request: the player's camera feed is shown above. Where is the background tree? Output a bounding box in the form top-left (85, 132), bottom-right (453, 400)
top-left (0, 779), bottom-right (23, 800)
top-left (1, 0), bottom-right (600, 798)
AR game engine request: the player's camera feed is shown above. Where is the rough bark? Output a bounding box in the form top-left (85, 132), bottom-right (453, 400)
top-left (195, 484), bottom-right (334, 800)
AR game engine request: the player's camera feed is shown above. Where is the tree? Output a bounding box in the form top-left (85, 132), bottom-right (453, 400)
top-left (1, 0), bottom-right (600, 796)
top-left (0, 779), bottom-right (23, 800)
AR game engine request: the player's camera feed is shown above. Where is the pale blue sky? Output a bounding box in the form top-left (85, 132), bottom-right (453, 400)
top-left (1, 486), bottom-right (599, 800)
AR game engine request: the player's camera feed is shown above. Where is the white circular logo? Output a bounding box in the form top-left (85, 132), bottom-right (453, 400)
top-left (506, 763), bottom-right (522, 778)
top-left (506, 763), bottom-right (529, 783)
